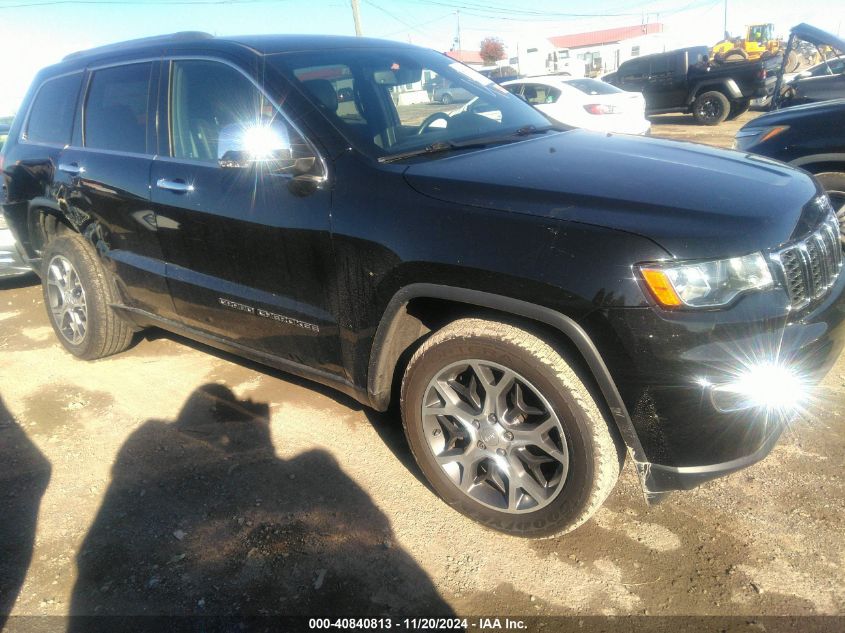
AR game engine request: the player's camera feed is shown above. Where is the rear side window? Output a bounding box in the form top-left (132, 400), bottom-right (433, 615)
top-left (649, 56), bottom-right (672, 75)
top-left (619, 59), bottom-right (646, 77)
top-left (84, 63), bottom-right (152, 154)
top-left (566, 79), bottom-right (622, 95)
top-left (25, 73), bottom-right (83, 145)
top-left (521, 84), bottom-right (561, 105)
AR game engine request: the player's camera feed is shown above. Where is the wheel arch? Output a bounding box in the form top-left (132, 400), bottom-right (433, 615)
top-left (789, 155), bottom-right (845, 175)
top-left (22, 198), bottom-right (80, 263)
top-left (366, 283), bottom-right (649, 468)
top-left (688, 79), bottom-right (741, 104)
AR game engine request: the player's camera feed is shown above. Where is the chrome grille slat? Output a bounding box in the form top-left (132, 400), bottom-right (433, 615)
top-left (771, 207), bottom-right (843, 310)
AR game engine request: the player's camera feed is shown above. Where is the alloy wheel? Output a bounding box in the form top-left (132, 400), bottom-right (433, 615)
top-left (698, 97), bottom-right (722, 121)
top-left (422, 360), bottom-right (570, 513)
top-left (46, 255), bottom-right (88, 345)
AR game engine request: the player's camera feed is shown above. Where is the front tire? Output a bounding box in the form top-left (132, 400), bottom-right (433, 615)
top-left (440, 93), bottom-right (453, 105)
top-left (400, 318), bottom-right (622, 537)
top-left (41, 234), bottom-right (135, 360)
top-left (814, 172), bottom-right (845, 244)
top-left (692, 90), bottom-right (730, 125)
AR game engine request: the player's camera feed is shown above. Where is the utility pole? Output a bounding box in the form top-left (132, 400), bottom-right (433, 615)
top-left (455, 10), bottom-right (462, 52)
top-left (351, 0), bottom-right (363, 37)
top-left (723, 0), bottom-right (728, 38)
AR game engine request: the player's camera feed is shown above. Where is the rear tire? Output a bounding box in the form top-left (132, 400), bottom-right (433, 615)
top-left (400, 318), bottom-right (623, 537)
top-left (726, 99), bottom-right (751, 120)
top-left (814, 172), bottom-right (845, 244)
top-left (41, 234), bottom-right (135, 360)
top-left (692, 90), bottom-right (730, 125)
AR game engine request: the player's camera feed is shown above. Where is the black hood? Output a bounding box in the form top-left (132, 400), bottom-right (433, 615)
top-left (403, 129), bottom-right (822, 259)
top-left (744, 98), bottom-right (845, 127)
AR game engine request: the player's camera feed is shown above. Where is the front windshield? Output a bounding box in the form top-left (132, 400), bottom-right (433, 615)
top-left (267, 46), bottom-right (552, 159)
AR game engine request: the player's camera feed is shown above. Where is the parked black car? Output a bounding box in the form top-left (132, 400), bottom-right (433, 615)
top-left (735, 98), bottom-right (845, 238)
top-left (3, 33), bottom-right (845, 537)
top-left (606, 46), bottom-right (779, 125)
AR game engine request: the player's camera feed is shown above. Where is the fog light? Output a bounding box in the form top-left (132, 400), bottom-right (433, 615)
top-left (710, 363), bottom-right (808, 414)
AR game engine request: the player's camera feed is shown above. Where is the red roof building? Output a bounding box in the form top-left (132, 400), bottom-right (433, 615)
top-left (548, 23), bottom-right (663, 50)
top-left (445, 49), bottom-right (484, 65)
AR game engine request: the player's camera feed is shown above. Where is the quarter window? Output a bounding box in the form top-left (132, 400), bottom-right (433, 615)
top-left (25, 73), bottom-right (83, 145)
top-left (85, 63), bottom-right (152, 154)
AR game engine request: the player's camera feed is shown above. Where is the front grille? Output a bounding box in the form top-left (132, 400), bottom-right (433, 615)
top-left (771, 208), bottom-right (842, 309)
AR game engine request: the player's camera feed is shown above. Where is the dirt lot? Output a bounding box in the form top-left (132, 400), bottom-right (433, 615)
top-left (2, 111), bottom-right (844, 630)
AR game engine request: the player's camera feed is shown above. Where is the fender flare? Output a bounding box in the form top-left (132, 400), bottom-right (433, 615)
top-left (688, 78), bottom-right (741, 104)
top-left (23, 198), bottom-right (67, 260)
top-left (366, 283), bottom-right (650, 469)
top-left (27, 197), bottom-right (99, 246)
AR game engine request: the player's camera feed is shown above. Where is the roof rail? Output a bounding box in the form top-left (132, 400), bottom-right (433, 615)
top-left (63, 31), bottom-right (214, 61)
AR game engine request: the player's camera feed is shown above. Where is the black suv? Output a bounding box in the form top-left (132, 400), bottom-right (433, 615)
top-left (3, 33), bottom-right (845, 537)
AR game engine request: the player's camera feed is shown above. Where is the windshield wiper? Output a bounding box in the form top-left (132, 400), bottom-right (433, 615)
top-left (378, 125), bottom-right (559, 164)
top-left (378, 140), bottom-right (472, 164)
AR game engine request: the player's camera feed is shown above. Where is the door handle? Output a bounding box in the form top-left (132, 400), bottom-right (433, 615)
top-left (58, 162), bottom-right (84, 175)
top-left (156, 178), bottom-right (194, 193)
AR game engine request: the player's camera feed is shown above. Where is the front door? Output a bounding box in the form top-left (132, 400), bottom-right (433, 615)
top-left (150, 59), bottom-right (342, 377)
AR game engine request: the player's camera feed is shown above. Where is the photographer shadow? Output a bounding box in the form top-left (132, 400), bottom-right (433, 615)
top-left (68, 383), bottom-right (452, 624)
top-left (0, 394), bottom-right (51, 628)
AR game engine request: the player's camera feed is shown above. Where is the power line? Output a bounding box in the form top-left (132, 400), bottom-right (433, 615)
top-left (377, 11), bottom-right (453, 38)
top-left (0, 0), bottom-right (288, 8)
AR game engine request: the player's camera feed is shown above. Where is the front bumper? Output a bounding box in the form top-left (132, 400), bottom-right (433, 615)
top-left (0, 228), bottom-right (32, 279)
top-left (587, 271), bottom-right (845, 494)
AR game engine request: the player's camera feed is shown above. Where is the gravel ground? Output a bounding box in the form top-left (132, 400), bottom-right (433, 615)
top-left (1, 112), bottom-right (844, 631)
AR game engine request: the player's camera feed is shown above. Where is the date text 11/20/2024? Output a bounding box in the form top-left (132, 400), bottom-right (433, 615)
top-left (308, 618), bottom-right (527, 630)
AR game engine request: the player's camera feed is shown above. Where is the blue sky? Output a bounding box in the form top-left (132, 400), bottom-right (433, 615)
top-left (2, 0), bottom-right (842, 114)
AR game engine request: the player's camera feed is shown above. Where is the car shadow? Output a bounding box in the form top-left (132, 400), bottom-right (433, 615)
top-left (648, 114), bottom-right (698, 126)
top-left (0, 272), bottom-right (39, 291)
top-left (0, 394), bottom-right (52, 628)
top-left (67, 384), bottom-right (451, 627)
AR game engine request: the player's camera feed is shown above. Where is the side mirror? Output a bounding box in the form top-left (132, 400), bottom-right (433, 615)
top-left (217, 121), bottom-right (315, 175)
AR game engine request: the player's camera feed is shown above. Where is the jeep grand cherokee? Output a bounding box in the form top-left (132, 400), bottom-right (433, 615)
top-left (2, 32), bottom-right (844, 536)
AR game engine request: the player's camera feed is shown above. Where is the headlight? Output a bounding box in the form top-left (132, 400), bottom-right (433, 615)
top-left (733, 125), bottom-right (789, 150)
top-left (639, 252), bottom-right (774, 308)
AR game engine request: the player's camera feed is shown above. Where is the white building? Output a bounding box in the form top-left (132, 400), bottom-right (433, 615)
top-left (511, 23), bottom-right (700, 78)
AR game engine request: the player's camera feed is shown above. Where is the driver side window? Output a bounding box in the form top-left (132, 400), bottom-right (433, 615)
top-left (170, 60), bottom-right (267, 163)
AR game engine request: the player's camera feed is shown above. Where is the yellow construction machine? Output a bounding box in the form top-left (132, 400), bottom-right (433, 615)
top-left (712, 23), bottom-right (800, 71)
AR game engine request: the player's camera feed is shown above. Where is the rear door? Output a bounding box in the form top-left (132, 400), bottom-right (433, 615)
top-left (617, 58), bottom-right (649, 97)
top-left (646, 53), bottom-right (686, 109)
top-left (150, 58), bottom-right (341, 375)
top-left (56, 60), bottom-right (178, 319)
